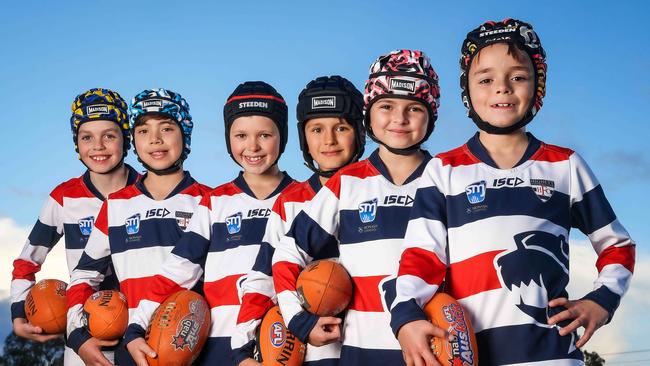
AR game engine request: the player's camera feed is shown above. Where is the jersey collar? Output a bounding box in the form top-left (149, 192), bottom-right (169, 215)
top-left (466, 132), bottom-right (541, 169)
top-left (368, 148), bottom-right (432, 185)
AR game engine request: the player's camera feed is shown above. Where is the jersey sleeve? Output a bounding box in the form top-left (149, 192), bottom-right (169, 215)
top-left (272, 177), bottom-right (342, 343)
top-left (66, 200), bottom-right (113, 352)
top-left (568, 152), bottom-right (635, 321)
top-left (232, 201), bottom-right (285, 364)
top-left (390, 159), bottom-right (449, 335)
top-left (10, 192), bottom-right (64, 321)
top-left (123, 197), bottom-right (211, 345)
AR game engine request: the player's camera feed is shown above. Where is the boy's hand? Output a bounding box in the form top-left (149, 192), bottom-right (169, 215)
top-left (397, 319), bottom-right (449, 366)
top-left (238, 358), bottom-right (263, 366)
top-left (78, 337), bottom-right (119, 366)
top-left (12, 318), bottom-right (62, 342)
top-left (547, 297), bottom-right (609, 348)
top-left (126, 337), bottom-right (157, 366)
top-left (307, 316), bottom-right (342, 346)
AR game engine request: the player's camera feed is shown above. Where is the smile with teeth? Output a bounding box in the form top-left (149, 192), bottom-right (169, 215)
top-left (492, 103), bottom-right (515, 107)
top-left (90, 155), bottom-right (110, 162)
top-left (244, 155), bottom-right (265, 164)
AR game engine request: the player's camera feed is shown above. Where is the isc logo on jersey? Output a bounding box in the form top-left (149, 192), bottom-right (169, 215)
top-left (383, 195), bottom-right (414, 206)
top-left (145, 208), bottom-right (171, 218)
top-left (125, 214), bottom-right (141, 235)
top-left (78, 216), bottom-right (95, 236)
top-left (465, 181), bottom-right (486, 204)
top-left (492, 177), bottom-right (524, 188)
top-left (226, 212), bottom-right (242, 234)
top-left (247, 208), bottom-right (271, 218)
top-left (358, 198), bottom-right (378, 223)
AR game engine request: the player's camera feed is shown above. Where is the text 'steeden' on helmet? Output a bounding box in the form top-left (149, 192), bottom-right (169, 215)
top-left (70, 88), bottom-right (130, 157)
top-left (363, 49), bottom-right (440, 153)
top-left (129, 88), bottom-right (194, 160)
top-left (223, 81), bottom-right (288, 166)
top-left (297, 75), bottom-right (366, 177)
top-left (460, 18), bottom-right (547, 134)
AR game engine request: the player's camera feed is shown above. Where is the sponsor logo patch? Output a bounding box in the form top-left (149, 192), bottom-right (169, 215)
top-left (389, 78), bottom-right (416, 93)
top-left (142, 99), bottom-right (163, 108)
top-left (78, 216), bottom-right (95, 236)
top-left (311, 96), bottom-right (336, 109)
top-left (358, 198), bottom-right (378, 223)
top-left (225, 212), bottom-right (242, 234)
top-left (125, 213), bottom-right (140, 235)
top-left (238, 101), bottom-right (269, 109)
top-left (86, 105), bottom-right (109, 115)
top-left (465, 181), bottom-right (486, 204)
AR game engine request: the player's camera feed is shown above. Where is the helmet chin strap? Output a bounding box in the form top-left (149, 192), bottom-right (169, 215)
top-left (468, 92), bottom-right (537, 135)
top-left (138, 157), bottom-right (184, 176)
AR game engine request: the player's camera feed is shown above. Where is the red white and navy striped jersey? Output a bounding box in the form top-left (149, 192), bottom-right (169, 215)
top-left (392, 133), bottom-right (636, 366)
top-left (235, 173), bottom-right (341, 366)
top-left (125, 172), bottom-right (294, 366)
top-left (10, 166), bottom-right (139, 321)
top-left (66, 172), bottom-right (210, 353)
top-left (273, 149), bottom-right (432, 366)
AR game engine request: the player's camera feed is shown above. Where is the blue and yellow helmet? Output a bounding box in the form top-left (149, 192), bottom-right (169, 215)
top-left (70, 88), bottom-right (130, 156)
top-left (130, 88), bottom-right (193, 160)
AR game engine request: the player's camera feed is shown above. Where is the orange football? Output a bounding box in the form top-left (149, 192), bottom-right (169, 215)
top-left (296, 259), bottom-right (353, 316)
top-left (83, 290), bottom-right (128, 340)
top-left (25, 279), bottom-right (67, 334)
top-left (257, 305), bottom-right (305, 366)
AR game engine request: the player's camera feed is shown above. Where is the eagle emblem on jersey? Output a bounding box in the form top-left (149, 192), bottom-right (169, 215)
top-left (358, 198), bottom-right (378, 223)
top-left (465, 181), bottom-right (486, 204)
top-left (125, 213), bottom-right (140, 235)
top-left (495, 231), bottom-right (570, 327)
top-left (78, 216), bottom-right (95, 236)
top-left (226, 212), bottom-right (242, 234)
top-left (530, 179), bottom-right (555, 202)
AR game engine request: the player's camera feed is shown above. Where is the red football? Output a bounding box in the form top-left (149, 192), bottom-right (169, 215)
top-left (423, 293), bottom-right (479, 366)
top-left (83, 290), bottom-right (128, 340)
top-left (24, 279), bottom-right (67, 334)
top-left (256, 305), bottom-right (305, 366)
top-left (145, 290), bottom-right (211, 366)
top-left (296, 259), bottom-right (353, 316)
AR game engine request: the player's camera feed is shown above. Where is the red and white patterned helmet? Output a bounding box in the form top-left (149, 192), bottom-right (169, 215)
top-left (363, 50), bottom-right (440, 151)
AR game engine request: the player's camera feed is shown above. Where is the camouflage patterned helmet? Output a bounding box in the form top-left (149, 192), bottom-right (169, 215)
top-left (130, 88), bottom-right (193, 160)
top-left (70, 88), bottom-right (130, 156)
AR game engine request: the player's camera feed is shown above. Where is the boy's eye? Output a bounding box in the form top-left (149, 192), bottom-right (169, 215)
top-left (512, 75), bottom-right (528, 81)
top-left (234, 133), bottom-right (246, 139)
top-left (335, 125), bottom-right (350, 132)
top-left (310, 127), bottom-right (322, 133)
top-left (260, 133), bottom-right (273, 139)
top-left (80, 135), bottom-right (91, 141)
top-left (136, 128), bottom-right (147, 134)
top-left (409, 105), bottom-right (425, 113)
top-left (104, 133), bottom-right (117, 140)
top-left (379, 104), bottom-right (392, 110)
top-left (478, 78), bottom-right (492, 84)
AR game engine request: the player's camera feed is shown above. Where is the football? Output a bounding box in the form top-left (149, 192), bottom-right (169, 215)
top-left (145, 290), bottom-right (211, 366)
top-left (423, 293), bottom-right (479, 366)
top-left (295, 259), bottom-right (353, 317)
top-left (24, 279), bottom-right (67, 334)
top-left (256, 305), bottom-right (305, 366)
top-left (83, 290), bottom-right (128, 340)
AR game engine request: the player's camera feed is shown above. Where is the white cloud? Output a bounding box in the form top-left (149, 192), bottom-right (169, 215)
top-left (567, 239), bottom-right (649, 362)
top-left (0, 217), bottom-right (69, 293)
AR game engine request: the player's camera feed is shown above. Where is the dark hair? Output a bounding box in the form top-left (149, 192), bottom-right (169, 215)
top-left (474, 42), bottom-right (531, 66)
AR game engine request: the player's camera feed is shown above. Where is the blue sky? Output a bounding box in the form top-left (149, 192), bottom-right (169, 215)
top-left (0, 0), bottom-right (648, 361)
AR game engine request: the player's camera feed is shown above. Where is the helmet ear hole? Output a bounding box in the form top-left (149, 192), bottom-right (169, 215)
top-left (296, 75), bottom-right (365, 177)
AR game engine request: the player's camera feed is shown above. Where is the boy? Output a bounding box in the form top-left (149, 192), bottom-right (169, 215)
top-left (10, 88), bottom-right (139, 365)
top-left (393, 19), bottom-right (636, 366)
top-left (65, 88), bottom-right (211, 365)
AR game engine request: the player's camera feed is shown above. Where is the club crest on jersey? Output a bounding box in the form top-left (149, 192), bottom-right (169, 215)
top-left (311, 96), bottom-right (336, 109)
top-left (270, 321), bottom-right (286, 348)
top-left (78, 216), bottom-right (95, 236)
top-left (389, 78), bottom-right (416, 93)
top-left (358, 198), bottom-right (378, 223)
top-left (226, 212), bottom-right (242, 234)
top-left (465, 181), bottom-right (486, 204)
top-left (175, 211), bottom-right (193, 230)
top-left (85, 105), bottom-right (109, 115)
top-left (125, 213), bottom-right (140, 235)
top-left (530, 179), bottom-right (555, 202)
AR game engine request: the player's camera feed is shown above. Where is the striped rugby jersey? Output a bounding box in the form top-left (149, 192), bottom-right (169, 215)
top-left (235, 173), bottom-right (340, 366)
top-left (10, 165), bottom-right (139, 321)
top-left (391, 133), bottom-right (636, 366)
top-left (66, 171), bottom-right (210, 353)
top-left (273, 149), bottom-right (432, 365)
top-left (124, 172), bottom-right (294, 366)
